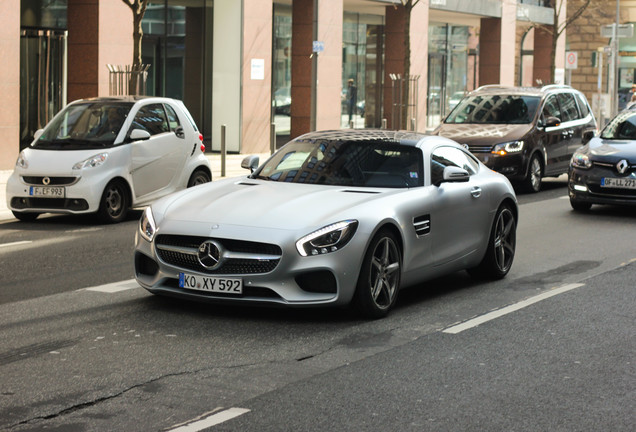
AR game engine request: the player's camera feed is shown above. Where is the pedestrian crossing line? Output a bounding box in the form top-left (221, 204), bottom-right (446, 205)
top-left (168, 407), bottom-right (250, 432)
top-left (442, 283), bottom-right (585, 334)
top-left (79, 279), bottom-right (139, 293)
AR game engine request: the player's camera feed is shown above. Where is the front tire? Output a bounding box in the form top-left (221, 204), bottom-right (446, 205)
top-left (522, 154), bottom-right (543, 193)
top-left (468, 204), bottom-right (516, 280)
top-left (353, 229), bottom-right (402, 319)
top-left (12, 211), bottom-right (40, 222)
top-left (97, 180), bottom-right (129, 223)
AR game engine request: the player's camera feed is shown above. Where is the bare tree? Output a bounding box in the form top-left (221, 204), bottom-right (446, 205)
top-left (121, 0), bottom-right (149, 93)
top-left (397, 0), bottom-right (421, 130)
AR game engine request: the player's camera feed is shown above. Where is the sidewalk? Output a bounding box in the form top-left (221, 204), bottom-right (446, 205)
top-left (0, 153), bottom-right (271, 222)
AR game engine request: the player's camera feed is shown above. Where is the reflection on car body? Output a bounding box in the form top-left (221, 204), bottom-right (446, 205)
top-left (134, 129), bottom-right (518, 318)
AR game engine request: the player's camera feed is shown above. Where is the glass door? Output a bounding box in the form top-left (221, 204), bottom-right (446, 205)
top-left (20, 29), bottom-right (67, 150)
top-left (427, 53), bottom-right (446, 130)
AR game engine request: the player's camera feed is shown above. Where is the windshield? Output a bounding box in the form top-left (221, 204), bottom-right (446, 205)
top-left (600, 111), bottom-right (636, 140)
top-left (445, 94), bottom-right (540, 125)
top-left (252, 139), bottom-right (423, 188)
top-left (33, 102), bottom-right (133, 150)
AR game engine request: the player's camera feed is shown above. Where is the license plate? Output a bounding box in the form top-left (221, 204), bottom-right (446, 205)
top-left (29, 186), bottom-right (65, 197)
top-left (601, 177), bottom-right (636, 189)
top-left (179, 273), bottom-right (242, 294)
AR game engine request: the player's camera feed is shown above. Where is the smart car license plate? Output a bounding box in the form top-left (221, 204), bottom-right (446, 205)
top-left (29, 186), bottom-right (65, 197)
top-left (601, 177), bottom-right (636, 189)
top-left (179, 273), bottom-right (242, 294)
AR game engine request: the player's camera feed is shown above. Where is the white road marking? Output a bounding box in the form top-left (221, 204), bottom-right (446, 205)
top-left (0, 240), bottom-right (33, 248)
top-left (443, 283), bottom-right (585, 334)
top-left (80, 279), bottom-right (139, 293)
top-left (168, 408), bottom-right (250, 432)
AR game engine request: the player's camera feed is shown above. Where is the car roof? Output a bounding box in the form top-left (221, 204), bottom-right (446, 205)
top-left (294, 129), bottom-right (434, 147)
top-left (467, 84), bottom-right (580, 97)
top-left (69, 96), bottom-right (178, 105)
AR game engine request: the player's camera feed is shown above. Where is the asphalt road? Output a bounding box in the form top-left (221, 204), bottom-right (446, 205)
top-left (0, 177), bottom-right (634, 431)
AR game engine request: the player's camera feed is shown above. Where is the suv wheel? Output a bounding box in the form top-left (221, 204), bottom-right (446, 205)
top-left (522, 154), bottom-right (543, 193)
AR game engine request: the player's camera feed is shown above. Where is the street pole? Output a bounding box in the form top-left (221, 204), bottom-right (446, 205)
top-left (612, 0), bottom-right (620, 117)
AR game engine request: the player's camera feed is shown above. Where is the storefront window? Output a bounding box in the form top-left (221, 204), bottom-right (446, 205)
top-left (272, 4), bottom-right (292, 141)
top-left (142, 0), bottom-right (213, 141)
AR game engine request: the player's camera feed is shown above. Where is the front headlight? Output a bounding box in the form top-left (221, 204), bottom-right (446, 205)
top-left (16, 151), bottom-right (28, 169)
top-left (139, 207), bottom-right (157, 242)
top-left (296, 220), bottom-right (358, 256)
top-left (72, 153), bottom-right (108, 170)
top-left (570, 152), bottom-right (592, 169)
top-left (491, 140), bottom-right (524, 156)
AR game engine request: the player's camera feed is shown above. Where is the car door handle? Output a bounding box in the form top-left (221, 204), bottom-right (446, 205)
top-left (471, 187), bottom-right (482, 198)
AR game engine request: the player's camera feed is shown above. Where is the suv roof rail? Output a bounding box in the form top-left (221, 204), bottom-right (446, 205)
top-left (541, 84), bottom-right (573, 91)
top-left (473, 84), bottom-right (511, 92)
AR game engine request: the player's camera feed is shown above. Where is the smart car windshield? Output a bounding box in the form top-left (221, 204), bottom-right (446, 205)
top-left (445, 94), bottom-right (540, 124)
top-left (252, 139), bottom-right (423, 188)
top-left (33, 102), bottom-right (133, 150)
top-left (600, 111), bottom-right (636, 140)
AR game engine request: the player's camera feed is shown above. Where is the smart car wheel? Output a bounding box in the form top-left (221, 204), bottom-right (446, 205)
top-left (187, 169), bottom-right (211, 187)
top-left (522, 155), bottom-right (543, 193)
top-left (469, 204), bottom-right (516, 280)
top-left (97, 180), bottom-right (129, 223)
top-left (354, 229), bottom-right (401, 319)
top-left (12, 211), bottom-right (40, 222)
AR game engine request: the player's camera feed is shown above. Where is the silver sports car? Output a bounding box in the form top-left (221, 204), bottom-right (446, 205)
top-left (134, 130), bottom-right (518, 318)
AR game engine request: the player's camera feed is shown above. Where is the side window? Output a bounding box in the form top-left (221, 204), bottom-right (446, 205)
top-left (542, 95), bottom-right (562, 121)
top-left (557, 93), bottom-right (580, 122)
top-left (575, 93), bottom-right (590, 118)
top-left (431, 146), bottom-right (478, 185)
top-left (130, 104), bottom-right (170, 136)
top-left (164, 103), bottom-right (181, 131)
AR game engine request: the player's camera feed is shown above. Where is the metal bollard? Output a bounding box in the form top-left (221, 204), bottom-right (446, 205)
top-left (349, 120), bottom-right (354, 129)
top-left (221, 124), bottom-right (226, 178)
top-left (381, 119), bottom-right (387, 129)
top-left (270, 122), bottom-right (276, 154)
top-left (410, 118), bottom-right (416, 131)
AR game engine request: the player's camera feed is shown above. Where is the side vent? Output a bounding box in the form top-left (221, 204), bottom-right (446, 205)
top-left (237, 182), bottom-right (259, 186)
top-left (413, 214), bottom-right (430, 236)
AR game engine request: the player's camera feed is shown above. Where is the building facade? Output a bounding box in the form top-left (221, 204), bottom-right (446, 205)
top-left (1, 0), bottom-right (564, 170)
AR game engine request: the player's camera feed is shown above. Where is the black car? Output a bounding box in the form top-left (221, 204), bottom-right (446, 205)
top-left (435, 85), bottom-right (597, 192)
top-left (568, 109), bottom-right (636, 210)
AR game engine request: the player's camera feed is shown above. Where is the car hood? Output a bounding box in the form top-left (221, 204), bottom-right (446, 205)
top-left (435, 123), bottom-right (532, 145)
top-left (585, 137), bottom-right (636, 160)
top-left (20, 147), bottom-right (113, 175)
top-left (155, 177), bottom-right (396, 232)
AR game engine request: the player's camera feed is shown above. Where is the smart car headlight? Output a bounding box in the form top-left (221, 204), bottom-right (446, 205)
top-left (16, 151), bottom-right (28, 169)
top-left (296, 220), bottom-right (358, 256)
top-left (491, 141), bottom-right (524, 156)
top-left (72, 153), bottom-right (108, 170)
top-left (139, 207), bottom-right (157, 242)
top-left (570, 152), bottom-right (592, 169)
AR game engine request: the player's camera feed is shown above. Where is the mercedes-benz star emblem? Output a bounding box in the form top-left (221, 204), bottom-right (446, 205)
top-left (197, 240), bottom-right (222, 270)
top-left (462, 144), bottom-right (470, 151)
top-left (42, 177), bottom-right (51, 185)
top-left (616, 159), bottom-right (629, 175)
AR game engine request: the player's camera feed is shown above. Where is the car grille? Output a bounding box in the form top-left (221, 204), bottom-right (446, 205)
top-left (588, 185), bottom-right (636, 199)
top-left (22, 176), bottom-right (79, 186)
top-left (155, 234), bottom-right (282, 275)
top-left (466, 145), bottom-right (493, 153)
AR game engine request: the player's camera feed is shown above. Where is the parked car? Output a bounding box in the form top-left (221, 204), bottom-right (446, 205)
top-left (134, 129), bottom-right (518, 318)
top-left (434, 85), bottom-right (597, 192)
top-left (7, 96), bottom-right (211, 223)
top-left (568, 108), bottom-right (636, 210)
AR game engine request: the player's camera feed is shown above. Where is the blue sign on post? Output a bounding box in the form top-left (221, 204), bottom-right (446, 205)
top-left (312, 41), bottom-right (324, 53)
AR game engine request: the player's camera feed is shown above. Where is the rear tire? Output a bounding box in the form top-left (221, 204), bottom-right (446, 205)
top-left (468, 204), bottom-right (516, 280)
top-left (187, 169), bottom-right (211, 187)
top-left (12, 211), bottom-right (40, 222)
top-left (353, 229), bottom-right (402, 319)
top-left (97, 180), bottom-right (129, 224)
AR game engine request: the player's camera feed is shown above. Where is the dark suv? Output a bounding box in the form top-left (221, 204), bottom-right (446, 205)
top-left (434, 85), bottom-right (597, 192)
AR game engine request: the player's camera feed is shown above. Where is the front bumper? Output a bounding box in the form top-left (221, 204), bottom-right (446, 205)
top-left (568, 168), bottom-right (636, 206)
top-left (133, 223), bottom-right (367, 308)
top-left (474, 152), bottom-right (526, 181)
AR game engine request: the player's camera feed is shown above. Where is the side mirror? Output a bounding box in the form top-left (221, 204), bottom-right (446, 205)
top-left (33, 129), bottom-right (44, 141)
top-left (174, 126), bottom-right (185, 139)
top-left (582, 129), bottom-right (595, 144)
top-left (544, 116), bottom-right (561, 128)
top-left (241, 155), bottom-right (260, 173)
top-left (441, 166), bottom-right (470, 184)
top-left (129, 129), bottom-right (151, 141)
